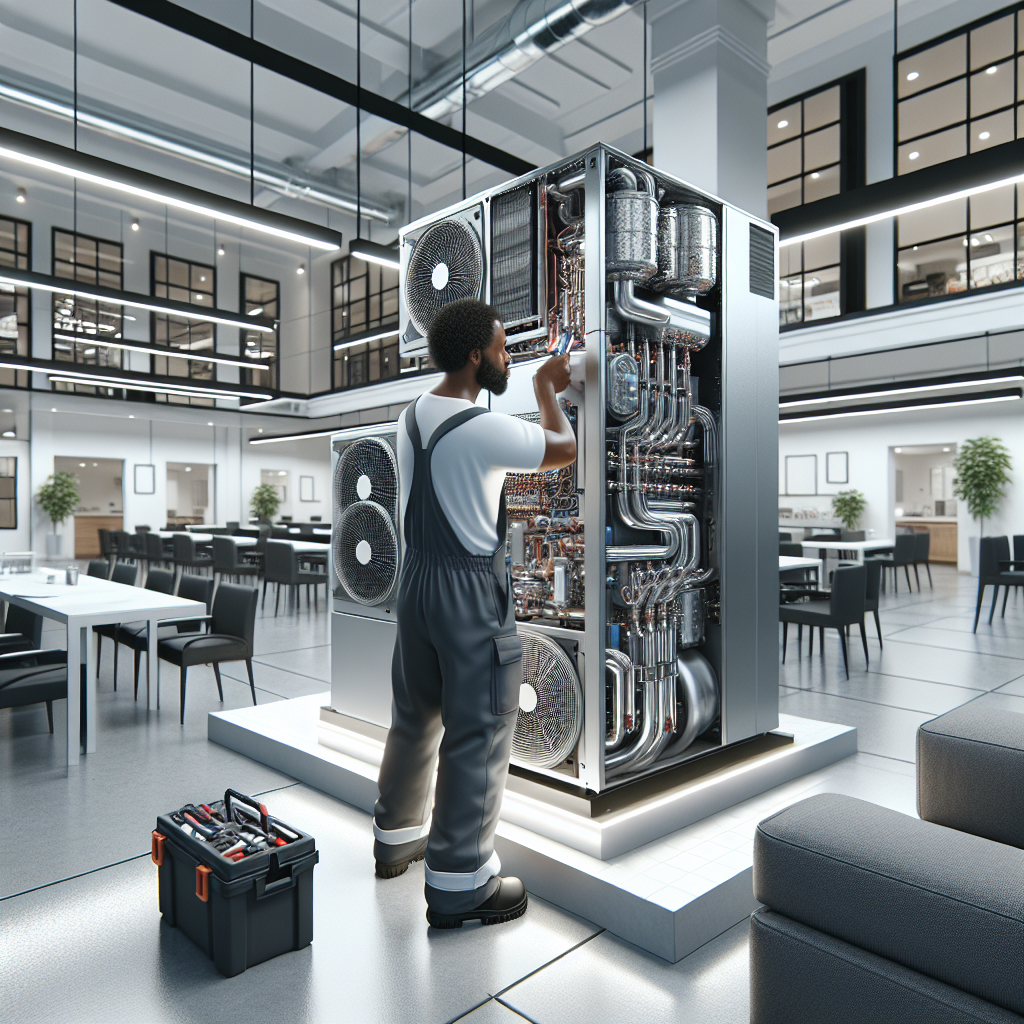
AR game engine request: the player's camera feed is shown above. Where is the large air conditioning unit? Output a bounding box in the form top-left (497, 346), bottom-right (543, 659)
top-left (327, 143), bottom-right (780, 797)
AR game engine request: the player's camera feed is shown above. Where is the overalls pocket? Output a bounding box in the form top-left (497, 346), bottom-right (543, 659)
top-left (491, 633), bottom-right (523, 716)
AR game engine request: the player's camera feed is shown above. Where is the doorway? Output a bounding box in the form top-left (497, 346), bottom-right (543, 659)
top-left (57, 456), bottom-right (123, 558)
top-left (167, 462), bottom-right (214, 526)
top-left (892, 444), bottom-right (958, 564)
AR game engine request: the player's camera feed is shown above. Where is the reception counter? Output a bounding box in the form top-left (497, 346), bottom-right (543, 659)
top-left (896, 517), bottom-right (957, 563)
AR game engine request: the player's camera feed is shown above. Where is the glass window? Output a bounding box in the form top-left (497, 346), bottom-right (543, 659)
top-left (0, 457), bottom-right (15, 529)
top-left (240, 274), bottom-right (278, 389)
top-left (51, 229), bottom-right (126, 397)
top-left (0, 217), bottom-right (30, 389)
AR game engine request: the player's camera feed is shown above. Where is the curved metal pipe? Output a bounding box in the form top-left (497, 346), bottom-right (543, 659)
top-left (605, 650), bottom-right (626, 751)
top-left (613, 281), bottom-right (712, 342)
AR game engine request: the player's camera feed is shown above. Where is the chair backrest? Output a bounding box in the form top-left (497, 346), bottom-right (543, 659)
top-left (297, 524), bottom-right (315, 538)
top-left (271, 527), bottom-right (290, 539)
top-left (86, 559), bottom-right (109, 578)
top-left (913, 531), bottom-right (930, 560)
top-left (144, 568), bottom-right (174, 594)
top-left (110, 562), bottom-right (138, 587)
top-left (5, 604), bottom-right (43, 647)
top-left (841, 530), bottom-right (866, 542)
top-left (145, 533), bottom-right (165, 560)
top-left (808, 533), bottom-right (836, 541)
top-left (212, 536), bottom-right (241, 573)
top-left (779, 532), bottom-right (792, 542)
top-left (978, 536), bottom-right (1000, 578)
top-left (172, 534), bottom-right (196, 561)
top-left (1015, 535), bottom-right (1024, 562)
top-left (310, 515), bottom-right (322, 522)
top-left (135, 525), bottom-right (150, 535)
top-left (830, 564), bottom-right (867, 622)
top-left (893, 534), bottom-right (916, 564)
top-left (177, 573), bottom-right (214, 613)
top-left (264, 541), bottom-right (297, 584)
top-left (864, 558), bottom-right (882, 604)
top-left (97, 528), bottom-right (112, 556)
top-left (254, 523), bottom-right (271, 553)
top-left (780, 542), bottom-right (804, 557)
top-left (211, 582), bottom-right (258, 649)
top-left (226, 521), bottom-right (240, 533)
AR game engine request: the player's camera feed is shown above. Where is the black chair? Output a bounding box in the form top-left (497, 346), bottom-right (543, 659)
top-left (109, 530), bottom-right (140, 576)
top-left (158, 582), bottom-right (258, 724)
top-left (117, 573), bottom-right (212, 699)
top-left (225, 521), bottom-right (240, 533)
top-left (86, 559), bottom-right (109, 579)
top-left (144, 532), bottom-right (170, 572)
top-left (263, 541), bottom-right (324, 614)
top-left (780, 542), bottom-right (817, 589)
top-left (780, 542), bottom-right (804, 557)
top-left (873, 533), bottom-right (916, 593)
top-left (1011, 535), bottom-right (1024, 607)
top-left (98, 529), bottom-right (113, 562)
top-left (863, 557), bottom-right (883, 649)
top-left (310, 515), bottom-right (322, 522)
top-left (0, 605), bottom-right (44, 654)
top-left (779, 532), bottom-right (792, 542)
top-left (973, 536), bottom-right (1024, 631)
top-left (0, 649), bottom-right (69, 734)
top-left (135, 525), bottom-right (151, 535)
top-left (94, 562), bottom-right (138, 687)
top-left (243, 523), bottom-right (272, 571)
top-left (171, 533), bottom-right (214, 594)
top-left (213, 537), bottom-right (260, 591)
top-left (780, 564), bottom-right (868, 679)
top-left (912, 531), bottom-right (933, 589)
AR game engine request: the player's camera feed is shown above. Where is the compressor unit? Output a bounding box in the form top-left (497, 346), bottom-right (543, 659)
top-left (327, 143), bottom-right (779, 796)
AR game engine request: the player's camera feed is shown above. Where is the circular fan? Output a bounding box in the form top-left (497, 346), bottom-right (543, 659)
top-left (405, 215), bottom-right (484, 337)
top-left (334, 500), bottom-right (399, 605)
top-left (335, 438), bottom-right (398, 520)
top-left (512, 631), bottom-right (583, 770)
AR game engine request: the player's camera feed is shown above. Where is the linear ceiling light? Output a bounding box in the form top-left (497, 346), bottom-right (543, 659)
top-left (0, 139), bottom-right (341, 251)
top-left (349, 239), bottom-right (401, 269)
top-left (333, 329), bottom-right (400, 351)
top-left (0, 269), bottom-right (273, 332)
top-left (779, 171), bottom-right (1024, 247)
top-left (780, 389), bottom-right (1021, 423)
top-left (780, 373), bottom-right (1024, 407)
top-left (52, 334), bottom-right (269, 370)
top-left (249, 428), bottom-right (338, 444)
top-left (47, 368), bottom-right (273, 400)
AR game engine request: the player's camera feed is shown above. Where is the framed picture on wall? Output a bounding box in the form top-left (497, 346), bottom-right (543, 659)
top-left (826, 451), bottom-right (849, 484)
top-left (299, 476), bottom-right (315, 502)
top-left (784, 454), bottom-right (817, 495)
top-left (134, 463), bottom-right (156, 495)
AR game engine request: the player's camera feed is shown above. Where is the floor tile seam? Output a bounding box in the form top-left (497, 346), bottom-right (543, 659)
top-left (248, 662), bottom-right (329, 685)
top-left (778, 683), bottom-right (944, 716)
top-left (784, 671), bottom-right (989, 697)
top-left (992, 674), bottom-right (1024, 692)
top-left (0, 851), bottom-right (150, 902)
top-left (880, 637), bottom-right (1024, 664)
top-left (250, 644), bottom-right (331, 658)
top-left (491, 927), bottom-right (605, 1001)
top-left (494, 996), bottom-right (543, 1023)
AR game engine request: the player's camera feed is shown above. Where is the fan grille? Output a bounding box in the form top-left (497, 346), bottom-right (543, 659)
top-left (334, 500), bottom-right (399, 605)
top-left (512, 631), bottom-right (582, 770)
top-left (405, 215), bottom-right (484, 337)
top-left (335, 438), bottom-right (398, 519)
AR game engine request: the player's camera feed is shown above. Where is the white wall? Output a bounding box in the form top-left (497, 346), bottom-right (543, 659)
top-left (779, 399), bottom-right (1023, 571)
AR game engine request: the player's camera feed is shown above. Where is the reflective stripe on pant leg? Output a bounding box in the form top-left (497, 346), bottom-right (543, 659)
top-left (424, 850), bottom-right (501, 891)
top-left (372, 816), bottom-right (432, 844)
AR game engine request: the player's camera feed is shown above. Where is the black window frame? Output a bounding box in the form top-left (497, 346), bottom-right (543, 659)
top-left (0, 215), bottom-right (31, 390)
top-left (240, 272), bottom-right (279, 390)
top-left (0, 456), bottom-right (16, 530)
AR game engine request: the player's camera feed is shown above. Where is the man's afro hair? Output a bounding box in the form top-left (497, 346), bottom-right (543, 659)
top-left (427, 298), bottom-right (501, 372)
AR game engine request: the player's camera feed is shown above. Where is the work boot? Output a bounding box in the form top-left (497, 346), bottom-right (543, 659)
top-left (426, 876), bottom-right (528, 929)
top-left (374, 836), bottom-right (428, 879)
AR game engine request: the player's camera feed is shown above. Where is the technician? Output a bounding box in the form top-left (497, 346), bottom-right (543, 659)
top-left (372, 297), bottom-right (576, 929)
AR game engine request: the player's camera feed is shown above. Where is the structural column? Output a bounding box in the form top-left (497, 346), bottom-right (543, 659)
top-left (650, 0), bottom-right (774, 219)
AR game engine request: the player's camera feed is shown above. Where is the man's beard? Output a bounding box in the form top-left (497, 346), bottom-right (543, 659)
top-left (476, 353), bottom-right (509, 395)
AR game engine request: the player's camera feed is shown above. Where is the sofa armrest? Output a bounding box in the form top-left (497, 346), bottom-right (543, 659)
top-left (753, 793), bottom-right (1024, 1017)
top-left (918, 704), bottom-right (1024, 849)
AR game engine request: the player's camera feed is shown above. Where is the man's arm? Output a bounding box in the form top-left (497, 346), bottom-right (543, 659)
top-left (533, 354), bottom-right (577, 471)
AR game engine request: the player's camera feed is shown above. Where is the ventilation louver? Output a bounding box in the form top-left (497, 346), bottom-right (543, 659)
top-left (512, 631), bottom-right (583, 770)
top-left (491, 184), bottom-right (537, 328)
top-left (405, 211), bottom-right (484, 338)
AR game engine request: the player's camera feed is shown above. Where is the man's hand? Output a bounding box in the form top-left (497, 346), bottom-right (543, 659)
top-left (534, 353), bottom-right (571, 396)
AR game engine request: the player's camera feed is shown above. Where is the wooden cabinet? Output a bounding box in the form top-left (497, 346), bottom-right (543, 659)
top-left (74, 516), bottom-right (123, 559)
top-left (896, 519), bottom-right (957, 564)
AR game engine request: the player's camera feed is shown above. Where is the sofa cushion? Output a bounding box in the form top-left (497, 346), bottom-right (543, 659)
top-left (918, 705), bottom-right (1024, 849)
top-left (753, 793), bottom-right (1024, 1015)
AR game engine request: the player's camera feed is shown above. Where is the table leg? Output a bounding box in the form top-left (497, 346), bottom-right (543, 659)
top-left (85, 626), bottom-right (97, 753)
top-left (146, 618), bottom-right (160, 711)
top-left (815, 560), bottom-right (823, 587)
top-left (66, 622), bottom-right (80, 765)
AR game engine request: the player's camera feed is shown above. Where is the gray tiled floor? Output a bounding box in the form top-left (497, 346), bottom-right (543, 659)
top-left (2, 563), bottom-right (1021, 1023)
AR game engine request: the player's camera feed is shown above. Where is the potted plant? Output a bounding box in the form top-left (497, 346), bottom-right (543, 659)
top-left (831, 489), bottom-right (866, 531)
top-left (37, 471), bottom-right (80, 557)
top-left (250, 483), bottom-right (281, 524)
top-left (953, 436), bottom-right (1012, 575)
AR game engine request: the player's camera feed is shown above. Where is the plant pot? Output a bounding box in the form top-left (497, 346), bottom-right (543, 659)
top-left (45, 533), bottom-right (63, 557)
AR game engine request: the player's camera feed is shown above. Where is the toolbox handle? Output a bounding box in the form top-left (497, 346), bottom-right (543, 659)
top-left (223, 788), bottom-right (270, 833)
top-left (151, 831), bottom-right (165, 867)
top-left (255, 870), bottom-right (295, 900)
top-left (195, 864), bottom-right (212, 902)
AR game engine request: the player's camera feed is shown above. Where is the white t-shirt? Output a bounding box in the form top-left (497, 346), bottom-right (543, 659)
top-left (397, 393), bottom-right (546, 555)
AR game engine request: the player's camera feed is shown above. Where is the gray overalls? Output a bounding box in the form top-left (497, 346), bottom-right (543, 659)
top-left (373, 397), bottom-right (523, 914)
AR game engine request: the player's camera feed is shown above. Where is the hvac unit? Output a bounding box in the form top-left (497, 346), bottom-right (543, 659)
top-left (328, 143), bottom-right (780, 797)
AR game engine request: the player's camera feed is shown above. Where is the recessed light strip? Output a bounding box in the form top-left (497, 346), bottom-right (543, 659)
top-left (47, 376), bottom-right (248, 400)
top-left (0, 269), bottom-right (275, 333)
top-left (779, 171), bottom-right (1024, 248)
top-left (780, 390), bottom-right (1021, 423)
top-left (46, 368), bottom-right (272, 400)
top-left (333, 329), bottom-right (400, 351)
top-left (249, 428), bottom-right (338, 444)
top-left (0, 135), bottom-right (341, 251)
top-left (350, 240), bottom-right (401, 269)
top-left (52, 334), bottom-right (270, 370)
top-left (780, 373), bottom-right (1024, 407)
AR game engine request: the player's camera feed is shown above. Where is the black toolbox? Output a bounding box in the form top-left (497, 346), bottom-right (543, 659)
top-left (152, 790), bottom-right (319, 977)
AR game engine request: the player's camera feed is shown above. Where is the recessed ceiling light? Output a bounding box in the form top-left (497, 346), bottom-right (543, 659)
top-left (810, 172), bottom-right (820, 179)
top-left (1, 430), bottom-right (14, 438)
top-left (986, 66), bottom-right (997, 75)
top-left (92, 462), bottom-right (97, 466)
top-left (207, 421), bottom-right (213, 426)
top-left (912, 245), bottom-right (919, 251)
top-left (131, 219), bottom-right (139, 231)
top-left (257, 428), bottom-right (263, 433)
top-left (970, 236), bottom-right (979, 246)
top-left (943, 447), bottom-right (951, 452)
top-left (979, 131), bottom-right (991, 140)
top-left (217, 246), bottom-right (225, 256)
top-left (906, 71), bottom-right (919, 81)
top-left (278, 471), bottom-right (287, 476)
top-left (200, 275), bottom-right (206, 283)
top-left (297, 265), bottom-right (305, 275)
top-left (984, 233), bottom-right (994, 242)
top-left (248, 307), bottom-right (264, 316)
top-left (195, 293), bottom-right (203, 301)
top-left (908, 151), bottom-right (920, 161)
top-left (808, 277), bottom-right (820, 286)
top-left (79, 462), bottom-right (86, 467)
top-left (185, 466), bottom-right (192, 472)
top-left (777, 119), bottom-right (789, 129)
top-left (963, 237), bottom-right (969, 246)
top-left (894, 447), bottom-right (902, 453)
top-left (0, 408), bottom-right (10, 413)
top-left (51, 407), bottom-right (56, 412)
top-left (128, 414), bottom-right (134, 418)
top-left (16, 187), bottom-right (26, 203)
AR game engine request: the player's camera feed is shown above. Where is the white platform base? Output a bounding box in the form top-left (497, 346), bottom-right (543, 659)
top-left (209, 696), bottom-right (854, 961)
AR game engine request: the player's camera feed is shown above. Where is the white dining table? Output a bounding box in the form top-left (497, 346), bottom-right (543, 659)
top-left (0, 569), bottom-right (205, 765)
top-left (153, 531), bottom-right (255, 547)
top-left (780, 555), bottom-right (823, 584)
top-left (799, 539), bottom-right (895, 564)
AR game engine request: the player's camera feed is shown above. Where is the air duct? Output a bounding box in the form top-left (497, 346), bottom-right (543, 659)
top-left (411, 0), bottom-right (644, 121)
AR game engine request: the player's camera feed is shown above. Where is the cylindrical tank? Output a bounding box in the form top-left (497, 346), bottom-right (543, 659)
top-left (606, 168), bottom-right (658, 282)
top-left (652, 204), bottom-right (717, 297)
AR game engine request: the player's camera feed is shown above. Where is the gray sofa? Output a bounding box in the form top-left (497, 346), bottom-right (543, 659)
top-left (749, 703), bottom-right (1024, 1024)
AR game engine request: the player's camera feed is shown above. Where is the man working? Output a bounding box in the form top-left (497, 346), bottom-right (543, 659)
top-left (372, 297), bottom-right (576, 929)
